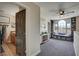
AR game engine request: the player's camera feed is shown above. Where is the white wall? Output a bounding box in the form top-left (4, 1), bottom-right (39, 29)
top-left (73, 16), bottom-right (79, 56)
top-left (40, 18), bottom-right (49, 44)
top-left (74, 31), bottom-right (79, 56)
top-left (40, 18), bottom-right (48, 34)
top-left (19, 2), bottom-right (40, 56)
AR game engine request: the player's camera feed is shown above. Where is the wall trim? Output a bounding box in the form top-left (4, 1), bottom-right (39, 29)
top-left (73, 43), bottom-right (77, 56)
top-left (30, 50), bottom-right (40, 56)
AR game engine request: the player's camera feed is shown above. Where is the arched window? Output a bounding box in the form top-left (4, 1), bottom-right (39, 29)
top-left (53, 19), bottom-right (71, 35)
top-left (58, 20), bottom-right (66, 33)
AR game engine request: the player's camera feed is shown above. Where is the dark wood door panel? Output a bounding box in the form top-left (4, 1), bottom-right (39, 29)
top-left (16, 9), bottom-right (26, 56)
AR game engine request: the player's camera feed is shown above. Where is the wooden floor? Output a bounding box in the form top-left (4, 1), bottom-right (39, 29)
top-left (0, 43), bottom-right (16, 56)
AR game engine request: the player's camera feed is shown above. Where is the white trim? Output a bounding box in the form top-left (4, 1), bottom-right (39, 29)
top-left (73, 43), bottom-right (77, 56)
top-left (30, 50), bottom-right (40, 56)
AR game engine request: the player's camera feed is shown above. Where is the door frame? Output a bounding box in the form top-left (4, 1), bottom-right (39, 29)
top-left (14, 2), bottom-right (31, 56)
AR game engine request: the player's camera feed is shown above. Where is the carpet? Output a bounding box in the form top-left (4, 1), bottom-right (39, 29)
top-left (37, 39), bottom-right (75, 56)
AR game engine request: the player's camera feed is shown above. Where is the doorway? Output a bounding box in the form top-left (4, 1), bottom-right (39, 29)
top-left (0, 3), bottom-right (26, 56)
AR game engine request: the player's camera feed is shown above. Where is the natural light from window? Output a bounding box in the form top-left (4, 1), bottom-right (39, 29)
top-left (53, 19), bottom-right (71, 36)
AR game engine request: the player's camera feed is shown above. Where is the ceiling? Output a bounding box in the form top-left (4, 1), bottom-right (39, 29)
top-left (35, 2), bottom-right (79, 20)
top-left (0, 2), bottom-right (20, 16)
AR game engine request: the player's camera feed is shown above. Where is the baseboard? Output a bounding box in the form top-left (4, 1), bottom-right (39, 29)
top-left (73, 43), bottom-right (77, 56)
top-left (30, 50), bottom-right (40, 56)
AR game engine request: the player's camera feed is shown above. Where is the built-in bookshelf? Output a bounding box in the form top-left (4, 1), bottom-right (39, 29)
top-left (71, 17), bottom-right (76, 41)
top-left (71, 17), bottom-right (76, 31)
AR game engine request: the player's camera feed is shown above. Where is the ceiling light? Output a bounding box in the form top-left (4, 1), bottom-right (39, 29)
top-left (59, 9), bottom-right (64, 15)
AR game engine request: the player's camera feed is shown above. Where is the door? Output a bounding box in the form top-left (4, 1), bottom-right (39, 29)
top-left (16, 9), bottom-right (26, 56)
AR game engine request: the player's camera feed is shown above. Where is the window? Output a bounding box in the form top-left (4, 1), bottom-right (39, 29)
top-left (58, 20), bottom-right (66, 34)
top-left (53, 19), bottom-right (71, 35)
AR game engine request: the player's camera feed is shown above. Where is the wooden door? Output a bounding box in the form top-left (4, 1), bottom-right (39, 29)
top-left (16, 9), bottom-right (26, 56)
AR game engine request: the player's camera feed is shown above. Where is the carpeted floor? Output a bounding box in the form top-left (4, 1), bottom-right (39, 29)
top-left (37, 39), bottom-right (75, 56)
